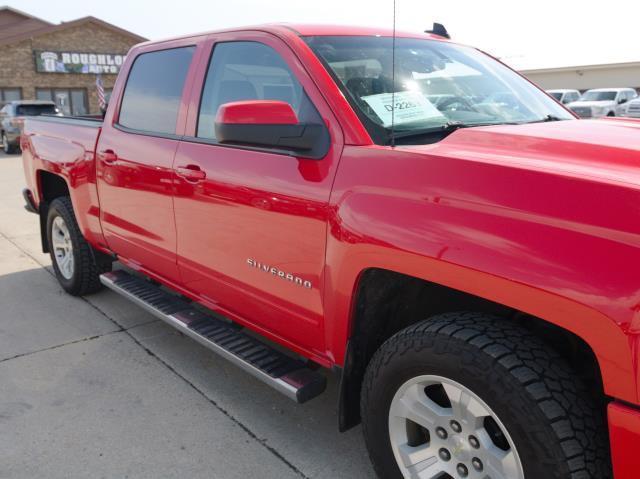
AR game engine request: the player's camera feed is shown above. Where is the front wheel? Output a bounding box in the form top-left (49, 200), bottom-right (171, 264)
top-left (2, 132), bottom-right (15, 154)
top-left (47, 197), bottom-right (111, 295)
top-left (361, 312), bottom-right (611, 479)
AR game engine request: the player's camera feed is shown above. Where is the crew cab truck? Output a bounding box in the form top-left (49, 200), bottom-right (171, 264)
top-left (20, 24), bottom-right (640, 479)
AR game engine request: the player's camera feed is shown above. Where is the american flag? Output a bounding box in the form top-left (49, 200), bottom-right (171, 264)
top-left (96, 74), bottom-right (106, 111)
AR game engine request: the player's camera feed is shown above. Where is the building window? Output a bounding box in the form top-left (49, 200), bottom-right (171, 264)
top-left (36, 88), bottom-right (88, 116)
top-left (0, 88), bottom-right (22, 105)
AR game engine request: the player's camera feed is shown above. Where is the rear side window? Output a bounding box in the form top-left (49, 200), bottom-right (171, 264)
top-left (197, 41), bottom-right (321, 140)
top-left (119, 46), bottom-right (195, 135)
top-left (16, 104), bottom-right (57, 116)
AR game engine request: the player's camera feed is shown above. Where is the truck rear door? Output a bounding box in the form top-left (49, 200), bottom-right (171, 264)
top-left (173, 32), bottom-right (344, 356)
top-left (96, 39), bottom-right (201, 282)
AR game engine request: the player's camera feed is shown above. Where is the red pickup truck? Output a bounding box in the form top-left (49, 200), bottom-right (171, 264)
top-left (21, 23), bottom-right (640, 479)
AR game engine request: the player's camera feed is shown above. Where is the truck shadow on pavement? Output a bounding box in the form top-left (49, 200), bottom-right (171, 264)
top-left (0, 265), bottom-right (375, 478)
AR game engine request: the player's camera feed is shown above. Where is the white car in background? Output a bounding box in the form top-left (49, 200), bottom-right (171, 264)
top-left (625, 96), bottom-right (640, 118)
top-left (567, 88), bottom-right (637, 118)
top-left (546, 89), bottom-right (581, 104)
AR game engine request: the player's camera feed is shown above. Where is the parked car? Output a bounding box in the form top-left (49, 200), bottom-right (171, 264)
top-left (546, 88), bottom-right (581, 104)
top-left (0, 100), bottom-right (59, 154)
top-left (21, 23), bottom-right (640, 478)
top-left (625, 95), bottom-right (640, 118)
top-left (567, 87), bottom-right (637, 118)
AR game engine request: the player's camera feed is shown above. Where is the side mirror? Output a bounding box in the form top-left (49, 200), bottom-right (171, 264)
top-left (618, 97), bottom-right (627, 104)
top-left (214, 100), bottom-right (329, 159)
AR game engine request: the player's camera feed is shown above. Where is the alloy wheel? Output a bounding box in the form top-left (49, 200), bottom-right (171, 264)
top-left (51, 216), bottom-right (74, 279)
top-left (388, 375), bottom-right (524, 479)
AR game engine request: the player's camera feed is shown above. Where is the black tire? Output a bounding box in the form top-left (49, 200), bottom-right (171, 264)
top-left (2, 132), bottom-right (15, 154)
top-left (361, 312), bottom-right (611, 479)
top-left (46, 197), bottom-right (112, 295)
top-left (607, 112), bottom-right (615, 117)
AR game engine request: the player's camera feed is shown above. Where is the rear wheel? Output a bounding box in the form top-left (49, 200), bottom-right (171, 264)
top-left (46, 197), bottom-right (112, 295)
top-left (361, 312), bottom-right (611, 479)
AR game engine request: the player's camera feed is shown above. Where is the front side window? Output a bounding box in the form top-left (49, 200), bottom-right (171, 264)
top-left (119, 46), bottom-right (195, 135)
top-left (305, 36), bottom-right (573, 145)
top-left (549, 92), bottom-right (563, 101)
top-left (197, 41), bottom-right (321, 140)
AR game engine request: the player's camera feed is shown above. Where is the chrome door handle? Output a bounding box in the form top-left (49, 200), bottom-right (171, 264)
top-left (100, 149), bottom-right (118, 165)
top-left (176, 165), bottom-right (206, 181)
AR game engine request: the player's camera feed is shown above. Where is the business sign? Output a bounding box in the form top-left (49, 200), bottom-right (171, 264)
top-left (34, 50), bottom-right (126, 74)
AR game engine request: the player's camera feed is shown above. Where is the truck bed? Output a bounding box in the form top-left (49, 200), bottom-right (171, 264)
top-left (21, 115), bottom-right (105, 248)
top-left (22, 115), bottom-right (103, 167)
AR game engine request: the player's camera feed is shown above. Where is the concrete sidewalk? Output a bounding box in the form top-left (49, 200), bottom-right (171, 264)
top-left (0, 152), bottom-right (375, 478)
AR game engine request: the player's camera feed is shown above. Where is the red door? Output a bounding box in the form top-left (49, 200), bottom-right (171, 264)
top-left (96, 40), bottom-right (201, 283)
top-left (173, 33), bottom-right (343, 358)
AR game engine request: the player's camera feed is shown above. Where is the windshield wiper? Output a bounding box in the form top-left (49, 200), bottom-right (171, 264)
top-left (517, 114), bottom-right (566, 125)
top-left (540, 114), bottom-right (564, 122)
top-left (387, 120), bottom-right (513, 143)
top-left (388, 121), bottom-right (474, 142)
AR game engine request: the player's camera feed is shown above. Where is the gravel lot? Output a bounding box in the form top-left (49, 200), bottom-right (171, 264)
top-left (0, 151), bottom-right (375, 478)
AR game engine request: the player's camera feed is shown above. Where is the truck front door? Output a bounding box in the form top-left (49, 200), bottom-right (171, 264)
top-left (173, 33), bottom-right (343, 356)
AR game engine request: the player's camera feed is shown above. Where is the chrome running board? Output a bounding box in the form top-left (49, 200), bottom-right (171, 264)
top-left (100, 270), bottom-right (326, 403)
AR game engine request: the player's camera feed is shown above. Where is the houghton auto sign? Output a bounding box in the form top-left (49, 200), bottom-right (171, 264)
top-left (34, 50), bottom-right (126, 74)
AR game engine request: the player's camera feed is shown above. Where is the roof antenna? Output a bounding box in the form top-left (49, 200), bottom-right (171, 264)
top-left (390, 0), bottom-right (397, 148)
top-left (426, 22), bottom-right (450, 39)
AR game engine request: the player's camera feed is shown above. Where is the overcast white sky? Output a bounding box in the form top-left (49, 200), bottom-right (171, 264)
top-left (11, 0), bottom-right (640, 70)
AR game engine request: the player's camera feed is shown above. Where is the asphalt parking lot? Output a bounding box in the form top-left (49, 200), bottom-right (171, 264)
top-left (0, 151), bottom-right (375, 478)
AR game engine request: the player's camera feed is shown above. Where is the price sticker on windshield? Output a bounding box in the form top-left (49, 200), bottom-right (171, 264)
top-left (361, 91), bottom-right (444, 127)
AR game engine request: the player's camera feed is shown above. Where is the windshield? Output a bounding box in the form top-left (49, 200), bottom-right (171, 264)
top-left (16, 104), bottom-right (58, 116)
top-left (580, 91), bottom-right (617, 101)
top-left (304, 36), bottom-right (573, 144)
top-left (548, 92), bottom-right (563, 101)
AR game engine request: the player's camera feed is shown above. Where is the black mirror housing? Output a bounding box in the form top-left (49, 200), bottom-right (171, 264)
top-left (215, 122), bottom-right (330, 159)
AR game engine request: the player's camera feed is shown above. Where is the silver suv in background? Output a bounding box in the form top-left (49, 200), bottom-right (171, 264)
top-left (1, 100), bottom-right (60, 154)
top-left (566, 88), bottom-right (637, 118)
top-left (625, 96), bottom-right (640, 118)
top-left (546, 89), bottom-right (581, 104)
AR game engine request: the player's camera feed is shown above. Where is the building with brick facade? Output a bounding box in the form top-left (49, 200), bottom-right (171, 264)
top-left (0, 7), bottom-right (146, 114)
